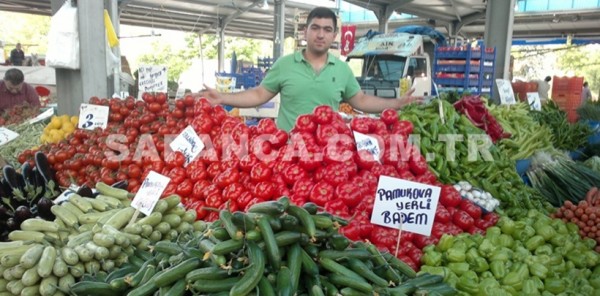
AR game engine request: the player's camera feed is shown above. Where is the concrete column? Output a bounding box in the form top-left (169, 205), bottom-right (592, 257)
top-left (108, 0), bottom-right (121, 96)
top-left (50, 0), bottom-right (108, 115)
top-left (273, 0), bottom-right (285, 59)
top-left (217, 18), bottom-right (225, 73)
top-left (484, 0), bottom-right (515, 102)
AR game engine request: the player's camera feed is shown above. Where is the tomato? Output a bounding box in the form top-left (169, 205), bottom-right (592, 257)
top-left (213, 167), bottom-right (240, 189)
top-left (340, 224), bottom-right (361, 241)
top-left (292, 178), bottom-right (314, 200)
top-left (408, 155), bottom-right (429, 176)
top-left (239, 154), bottom-right (259, 172)
top-left (434, 205), bottom-right (451, 224)
top-left (380, 108), bottom-right (398, 125)
top-left (282, 164), bottom-right (308, 185)
top-left (294, 114), bottom-right (317, 133)
top-left (205, 192), bottom-right (223, 208)
top-left (222, 183), bottom-right (245, 202)
top-left (250, 163), bottom-right (272, 183)
top-left (206, 162), bottom-right (222, 178)
top-left (334, 183), bottom-right (362, 209)
top-left (156, 93), bottom-right (167, 104)
top-left (168, 167), bottom-right (187, 185)
top-left (439, 185), bottom-right (462, 208)
top-left (271, 129), bottom-right (289, 148)
top-left (452, 210), bottom-right (475, 231)
top-left (460, 199), bottom-right (482, 220)
top-left (147, 102), bottom-right (162, 113)
top-left (183, 95), bottom-right (196, 107)
top-left (391, 120), bottom-right (414, 136)
top-left (176, 178), bottom-right (193, 197)
top-left (350, 117), bottom-right (370, 134)
top-left (312, 105), bottom-right (334, 125)
top-left (309, 181), bottom-right (334, 206)
top-left (127, 164), bottom-right (142, 179)
top-left (257, 118), bottom-right (277, 135)
top-left (315, 124), bottom-right (337, 146)
top-left (252, 181), bottom-right (276, 200)
top-left (324, 199), bottom-right (350, 219)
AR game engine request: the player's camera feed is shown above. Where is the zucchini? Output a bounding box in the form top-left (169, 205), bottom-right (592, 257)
top-left (95, 182), bottom-right (132, 200)
top-left (37, 246), bottom-right (56, 278)
top-left (19, 244), bottom-right (45, 269)
top-left (20, 219), bottom-right (60, 233)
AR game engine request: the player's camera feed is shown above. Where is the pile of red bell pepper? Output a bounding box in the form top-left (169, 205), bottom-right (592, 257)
top-left (453, 95), bottom-right (510, 143)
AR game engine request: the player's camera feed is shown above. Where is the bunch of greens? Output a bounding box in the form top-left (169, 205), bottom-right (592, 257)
top-left (530, 102), bottom-right (592, 151)
top-left (577, 100), bottom-right (600, 122)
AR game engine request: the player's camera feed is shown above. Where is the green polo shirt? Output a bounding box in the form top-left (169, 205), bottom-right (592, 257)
top-left (260, 51), bottom-right (361, 132)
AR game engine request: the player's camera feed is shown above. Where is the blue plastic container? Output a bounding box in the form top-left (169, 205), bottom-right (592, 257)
top-left (569, 148), bottom-right (586, 160)
top-left (516, 158), bottom-right (532, 176)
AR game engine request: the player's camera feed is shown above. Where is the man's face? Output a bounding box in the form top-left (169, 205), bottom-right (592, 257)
top-left (4, 81), bottom-right (22, 94)
top-left (305, 17), bottom-right (337, 55)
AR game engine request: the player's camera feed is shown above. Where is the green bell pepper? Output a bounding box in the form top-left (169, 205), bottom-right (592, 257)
top-left (528, 263), bottom-right (548, 279)
top-left (513, 225), bottom-right (536, 242)
top-left (477, 239), bottom-right (496, 258)
top-left (472, 257), bottom-right (490, 273)
top-left (584, 250), bottom-right (600, 267)
top-left (489, 247), bottom-right (512, 262)
top-left (418, 266), bottom-right (450, 281)
top-left (498, 234), bottom-right (515, 249)
top-left (456, 274), bottom-right (479, 294)
top-left (544, 277), bottom-right (566, 294)
top-left (522, 279), bottom-right (539, 295)
top-left (566, 251), bottom-right (588, 269)
top-left (476, 277), bottom-right (502, 296)
top-left (498, 216), bottom-right (516, 235)
top-left (588, 273), bottom-right (600, 289)
top-left (448, 262), bottom-right (470, 276)
top-left (490, 260), bottom-right (506, 280)
top-left (436, 234), bottom-right (455, 252)
top-left (533, 224), bottom-right (556, 241)
top-left (422, 250), bottom-right (442, 267)
top-left (566, 222), bottom-right (580, 234)
top-left (446, 247), bottom-right (467, 263)
top-left (533, 245), bottom-right (552, 256)
top-left (525, 235), bottom-right (545, 251)
top-left (486, 226), bottom-right (502, 238)
top-left (548, 253), bottom-right (563, 266)
top-left (513, 246), bottom-right (532, 263)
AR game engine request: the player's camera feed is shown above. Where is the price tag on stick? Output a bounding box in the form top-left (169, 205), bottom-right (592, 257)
top-left (371, 175), bottom-right (441, 236)
top-left (78, 103), bottom-right (109, 130)
top-left (496, 79), bottom-right (517, 105)
top-left (353, 131), bottom-right (381, 162)
top-left (526, 92), bottom-right (542, 111)
top-left (131, 171), bottom-right (171, 216)
top-left (169, 125), bottom-right (205, 166)
top-left (0, 127), bottom-right (19, 146)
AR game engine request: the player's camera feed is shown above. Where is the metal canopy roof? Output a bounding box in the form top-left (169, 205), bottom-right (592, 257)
top-left (1, 0), bottom-right (599, 41)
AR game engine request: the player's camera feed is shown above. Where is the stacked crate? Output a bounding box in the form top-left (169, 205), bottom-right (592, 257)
top-left (511, 80), bottom-right (538, 102)
top-left (551, 76), bottom-right (584, 123)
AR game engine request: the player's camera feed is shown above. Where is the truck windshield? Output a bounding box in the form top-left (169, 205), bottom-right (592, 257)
top-left (347, 55), bottom-right (407, 82)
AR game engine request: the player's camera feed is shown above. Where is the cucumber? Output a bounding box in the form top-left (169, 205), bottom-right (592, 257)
top-left (69, 281), bottom-right (117, 296)
top-left (318, 257), bottom-right (368, 283)
top-left (212, 239), bottom-right (245, 256)
top-left (347, 258), bottom-right (389, 287)
top-left (219, 210), bottom-right (243, 240)
top-left (257, 216), bottom-right (281, 270)
top-left (247, 201), bottom-right (285, 216)
top-left (230, 241), bottom-right (265, 296)
top-left (302, 202), bottom-right (318, 215)
top-left (318, 249), bottom-right (373, 261)
top-left (276, 266), bottom-right (293, 296)
top-left (153, 258), bottom-right (201, 287)
top-left (185, 266), bottom-right (230, 282)
top-left (287, 243), bottom-right (303, 293)
top-left (328, 274), bottom-right (374, 294)
top-left (163, 278), bottom-right (186, 296)
top-left (257, 276), bottom-right (276, 296)
top-left (190, 277), bottom-right (239, 293)
top-left (286, 205), bottom-right (316, 239)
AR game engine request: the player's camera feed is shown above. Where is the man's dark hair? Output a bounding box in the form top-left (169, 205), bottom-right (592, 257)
top-left (545, 76), bottom-right (551, 82)
top-left (584, 82), bottom-right (589, 87)
top-left (306, 7), bottom-right (337, 31)
top-left (4, 68), bottom-right (24, 85)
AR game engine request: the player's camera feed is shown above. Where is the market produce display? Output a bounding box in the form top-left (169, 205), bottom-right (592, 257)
top-left (420, 210), bottom-right (600, 295)
top-left (3, 90), bottom-right (600, 295)
top-left (486, 102), bottom-right (554, 161)
top-left (530, 101), bottom-right (592, 151)
top-left (398, 100), bottom-right (551, 218)
top-left (0, 105), bottom-right (41, 126)
top-left (0, 122), bottom-right (45, 168)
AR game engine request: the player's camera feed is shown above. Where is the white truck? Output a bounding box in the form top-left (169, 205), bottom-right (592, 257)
top-left (346, 31), bottom-right (440, 98)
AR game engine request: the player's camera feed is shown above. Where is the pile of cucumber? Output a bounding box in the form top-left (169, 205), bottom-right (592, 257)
top-left (73, 197), bottom-right (457, 296)
top-left (0, 182), bottom-right (199, 296)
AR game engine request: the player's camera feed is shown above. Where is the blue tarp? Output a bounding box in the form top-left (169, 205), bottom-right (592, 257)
top-left (512, 38), bottom-right (600, 45)
top-left (394, 26), bottom-right (446, 45)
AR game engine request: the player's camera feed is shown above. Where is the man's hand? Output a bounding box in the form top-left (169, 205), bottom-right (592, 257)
top-left (194, 84), bottom-right (223, 106)
top-left (398, 88), bottom-right (424, 108)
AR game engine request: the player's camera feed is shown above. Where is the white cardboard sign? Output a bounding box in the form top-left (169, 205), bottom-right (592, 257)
top-left (29, 108), bottom-right (55, 124)
top-left (138, 65), bottom-right (168, 96)
top-left (371, 175), bottom-right (441, 236)
top-left (131, 171), bottom-right (171, 216)
top-left (526, 92), bottom-right (542, 111)
top-left (496, 79), bottom-right (516, 105)
top-left (353, 131), bottom-right (381, 161)
top-left (169, 125), bottom-right (205, 166)
top-left (0, 127), bottom-right (19, 146)
top-left (78, 103), bottom-right (109, 130)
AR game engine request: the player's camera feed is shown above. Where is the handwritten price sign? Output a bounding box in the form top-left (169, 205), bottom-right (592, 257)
top-left (169, 125), bottom-right (205, 166)
top-left (496, 79), bottom-right (516, 105)
top-left (371, 176), bottom-right (441, 236)
top-left (0, 127), bottom-right (19, 146)
top-left (78, 103), bottom-right (109, 130)
top-left (131, 171), bottom-right (171, 216)
top-left (353, 131), bottom-right (381, 162)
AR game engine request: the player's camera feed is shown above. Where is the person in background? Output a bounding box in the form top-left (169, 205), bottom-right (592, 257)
top-left (582, 81), bottom-right (592, 103)
top-left (0, 68), bottom-right (40, 112)
top-left (9, 43), bottom-right (25, 66)
top-left (536, 76), bottom-right (552, 103)
top-left (197, 6), bottom-right (421, 132)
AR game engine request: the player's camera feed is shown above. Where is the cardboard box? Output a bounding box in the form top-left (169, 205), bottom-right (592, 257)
top-left (238, 98), bottom-right (280, 118)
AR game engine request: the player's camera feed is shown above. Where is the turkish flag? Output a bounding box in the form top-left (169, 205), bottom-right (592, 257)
top-left (341, 25), bottom-right (356, 56)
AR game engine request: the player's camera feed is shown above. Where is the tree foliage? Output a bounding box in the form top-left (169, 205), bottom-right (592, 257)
top-left (556, 45), bottom-right (600, 98)
top-left (0, 12), bottom-right (50, 56)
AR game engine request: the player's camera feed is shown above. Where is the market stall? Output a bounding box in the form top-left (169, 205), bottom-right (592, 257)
top-left (1, 90), bottom-right (600, 295)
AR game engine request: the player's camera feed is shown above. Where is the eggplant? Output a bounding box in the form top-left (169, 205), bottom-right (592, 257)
top-left (21, 162), bottom-right (35, 187)
top-left (34, 152), bottom-right (55, 185)
top-left (6, 217), bottom-right (19, 231)
top-left (36, 197), bottom-right (55, 220)
top-left (15, 172), bottom-right (26, 192)
top-left (111, 180), bottom-right (129, 190)
top-left (14, 205), bottom-right (33, 224)
top-left (31, 167), bottom-right (47, 198)
top-left (76, 184), bottom-right (95, 198)
top-left (2, 165), bottom-right (22, 192)
top-left (0, 204), bottom-right (10, 218)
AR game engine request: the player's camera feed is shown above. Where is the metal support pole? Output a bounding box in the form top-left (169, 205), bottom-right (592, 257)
top-left (484, 0), bottom-right (516, 103)
top-left (217, 18), bottom-right (225, 73)
top-left (273, 0), bottom-right (285, 59)
top-left (109, 0), bottom-right (122, 97)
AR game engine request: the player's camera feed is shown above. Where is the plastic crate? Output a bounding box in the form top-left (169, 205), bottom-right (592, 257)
top-left (516, 158), bottom-right (531, 175)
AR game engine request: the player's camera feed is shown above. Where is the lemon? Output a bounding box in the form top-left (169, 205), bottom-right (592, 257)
top-left (70, 115), bottom-right (79, 126)
top-left (59, 114), bottom-right (70, 124)
top-left (49, 116), bottom-right (62, 129)
top-left (61, 122), bottom-right (75, 134)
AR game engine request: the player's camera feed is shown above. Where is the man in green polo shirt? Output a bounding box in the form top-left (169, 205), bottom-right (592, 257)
top-left (199, 6), bottom-right (420, 132)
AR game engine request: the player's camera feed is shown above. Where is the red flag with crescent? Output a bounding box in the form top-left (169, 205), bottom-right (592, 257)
top-left (341, 25), bottom-right (356, 56)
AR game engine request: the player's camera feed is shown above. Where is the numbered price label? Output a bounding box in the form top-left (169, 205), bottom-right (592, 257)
top-left (131, 171), bottom-right (171, 216)
top-left (169, 125), bottom-right (205, 166)
top-left (78, 103), bottom-right (109, 130)
top-left (353, 131), bottom-right (381, 162)
top-left (0, 127), bottom-right (19, 146)
top-left (496, 79), bottom-right (516, 105)
top-left (371, 175), bottom-right (441, 236)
